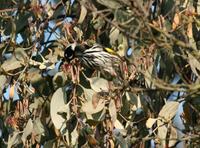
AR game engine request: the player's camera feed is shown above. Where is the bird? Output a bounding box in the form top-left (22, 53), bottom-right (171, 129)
top-left (64, 43), bottom-right (121, 75)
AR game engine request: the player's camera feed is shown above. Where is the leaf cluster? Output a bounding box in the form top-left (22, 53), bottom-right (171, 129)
top-left (0, 0), bottom-right (200, 147)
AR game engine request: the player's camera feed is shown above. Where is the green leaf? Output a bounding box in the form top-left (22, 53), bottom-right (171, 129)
top-left (62, 116), bottom-right (78, 146)
top-left (15, 12), bottom-right (33, 34)
top-left (50, 88), bottom-right (67, 130)
top-left (70, 123), bottom-right (79, 145)
top-left (187, 52), bottom-right (200, 77)
top-left (15, 47), bottom-right (28, 59)
top-left (82, 99), bottom-right (105, 114)
top-left (161, 0), bottom-right (175, 16)
top-left (113, 120), bottom-right (127, 147)
top-left (114, 120), bottom-right (126, 135)
top-left (53, 72), bottom-right (67, 88)
top-left (109, 99), bottom-right (117, 122)
top-left (146, 118), bottom-right (157, 128)
top-left (29, 97), bottom-right (44, 112)
top-left (1, 56), bottom-right (23, 72)
top-left (157, 120), bottom-right (178, 147)
top-left (159, 101), bottom-right (179, 121)
top-left (46, 3), bottom-right (54, 18)
top-left (79, 85), bottom-right (95, 101)
top-left (33, 118), bottom-right (46, 142)
top-left (96, 0), bottom-right (122, 9)
top-left (125, 92), bottom-right (141, 111)
top-left (21, 119), bottom-right (33, 144)
top-left (92, 16), bottom-right (105, 30)
top-left (7, 131), bottom-right (21, 148)
top-left (78, 5), bottom-right (87, 24)
top-left (0, 75), bottom-right (7, 94)
top-left (109, 27), bottom-right (120, 46)
top-left (114, 8), bottom-right (133, 24)
top-left (44, 139), bottom-right (56, 148)
top-left (74, 26), bottom-right (83, 41)
top-left (89, 77), bottom-right (109, 92)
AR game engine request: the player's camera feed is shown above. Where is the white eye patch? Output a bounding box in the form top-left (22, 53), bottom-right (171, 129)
top-left (68, 54), bottom-right (74, 59)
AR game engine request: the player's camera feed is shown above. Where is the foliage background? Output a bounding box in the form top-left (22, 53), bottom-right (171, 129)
top-left (0, 0), bottom-right (200, 147)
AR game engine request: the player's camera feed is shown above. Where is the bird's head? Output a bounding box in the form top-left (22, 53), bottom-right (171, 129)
top-left (64, 43), bottom-right (85, 62)
top-left (64, 43), bottom-right (76, 62)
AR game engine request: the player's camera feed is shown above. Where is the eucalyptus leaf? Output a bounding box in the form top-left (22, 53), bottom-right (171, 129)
top-left (109, 27), bottom-right (120, 46)
top-left (29, 97), bottom-right (44, 112)
top-left (78, 5), bottom-right (87, 24)
top-left (7, 131), bottom-right (22, 148)
top-left (50, 88), bottom-right (66, 130)
top-left (44, 139), bottom-right (56, 148)
top-left (33, 118), bottom-right (46, 142)
top-left (14, 47), bottom-right (29, 60)
top-left (53, 72), bottom-right (67, 88)
top-left (74, 26), bottom-right (83, 41)
top-left (125, 92), bottom-right (140, 111)
top-left (82, 99), bottom-right (105, 114)
top-left (89, 77), bottom-right (109, 92)
top-left (113, 120), bottom-right (126, 136)
top-left (80, 86), bottom-right (96, 101)
top-left (21, 119), bottom-right (33, 144)
top-left (113, 124), bottom-right (127, 148)
top-left (109, 99), bottom-right (117, 122)
top-left (0, 75), bottom-right (7, 95)
top-left (1, 56), bottom-right (23, 72)
top-left (96, 0), bottom-right (122, 9)
top-left (187, 52), bottom-right (200, 77)
top-left (70, 124), bottom-right (79, 146)
top-left (161, 0), bottom-right (175, 16)
top-left (159, 101), bottom-right (179, 121)
top-left (33, 118), bottom-right (45, 135)
top-left (114, 9), bottom-right (133, 24)
top-left (157, 120), bottom-right (178, 147)
top-left (92, 17), bottom-right (105, 30)
top-left (146, 118), bottom-right (157, 128)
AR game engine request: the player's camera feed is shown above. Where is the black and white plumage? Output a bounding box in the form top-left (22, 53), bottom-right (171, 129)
top-left (64, 43), bottom-right (121, 75)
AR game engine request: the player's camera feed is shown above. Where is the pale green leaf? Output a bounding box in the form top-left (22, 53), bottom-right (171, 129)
top-left (159, 101), bottom-right (179, 121)
top-left (97, 0), bottom-right (122, 9)
top-left (7, 131), bottom-right (21, 148)
top-left (89, 77), bottom-right (109, 92)
top-left (1, 56), bottom-right (22, 72)
top-left (114, 120), bottom-right (126, 135)
top-left (21, 119), bottom-right (33, 144)
top-left (80, 85), bottom-right (95, 101)
top-left (44, 139), bottom-right (56, 148)
top-left (157, 120), bottom-right (178, 147)
top-left (78, 5), bottom-right (87, 24)
top-left (146, 118), bottom-right (157, 128)
top-left (109, 99), bottom-right (117, 122)
top-left (50, 88), bottom-right (66, 130)
top-left (109, 27), bottom-right (120, 46)
top-left (0, 75), bottom-right (7, 94)
top-left (82, 99), bottom-right (105, 114)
